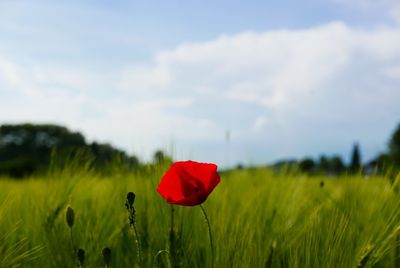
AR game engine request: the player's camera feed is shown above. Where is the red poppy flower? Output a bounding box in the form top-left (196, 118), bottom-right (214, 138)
top-left (157, 160), bottom-right (221, 206)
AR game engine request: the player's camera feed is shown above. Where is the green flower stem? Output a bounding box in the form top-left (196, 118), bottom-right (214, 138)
top-left (169, 205), bottom-right (175, 266)
top-left (200, 204), bottom-right (214, 268)
top-left (170, 205), bottom-right (174, 235)
top-left (132, 221), bottom-right (143, 268)
top-left (70, 227), bottom-right (75, 252)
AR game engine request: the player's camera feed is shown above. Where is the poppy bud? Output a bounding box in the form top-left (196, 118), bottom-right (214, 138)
top-left (125, 192), bottom-right (136, 227)
top-left (126, 192), bottom-right (135, 207)
top-left (102, 247), bottom-right (111, 265)
top-left (65, 206), bottom-right (75, 228)
top-left (77, 248), bottom-right (85, 266)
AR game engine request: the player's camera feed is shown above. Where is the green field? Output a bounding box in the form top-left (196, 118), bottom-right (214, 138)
top-left (1, 166), bottom-right (400, 268)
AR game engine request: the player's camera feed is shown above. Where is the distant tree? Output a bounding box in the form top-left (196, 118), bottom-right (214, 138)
top-left (90, 142), bottom-right (122, 164)
top-left (153, 150), bottom-right (165, 164)
top-left (270, 159), bottom-right (298, 172)
top-left (364, 153), bottom-right (391, 175)
top-left (362, 123), bottom-right (400, 176)
top-left (236, 163), bottom-right (244, 170)
top-left (127, 155), bottom-right (140, 168)
top-left (0, 124), bottom-right (86, 177)
top-left (389, 123), bottom-right (400, 166)
top-left (318, 155), bottom-right (329, 172)
top-left (350, 143), bottom-right (361, 173)
top-left (330, 155), bottom-right (345, 174)
top-left (314, 155), bottom-right (345, 175)
top-left (89, 142), bottom-right (139, 171)
top-left (153, 150), bottom-right (173, 165)
top-left (299, 158), bottom-right (315, 173)
top-left (0, 123), bottom-right (139, 177)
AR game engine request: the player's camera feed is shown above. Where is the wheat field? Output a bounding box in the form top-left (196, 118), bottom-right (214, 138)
top-left (1, 165), bottom-right (400, 268)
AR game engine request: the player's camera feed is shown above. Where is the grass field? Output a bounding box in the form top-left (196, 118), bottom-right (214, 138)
top-left (1, 166), bottom-right (400, 268)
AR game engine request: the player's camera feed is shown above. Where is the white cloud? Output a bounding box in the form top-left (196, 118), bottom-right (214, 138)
top-left (253, 116), bottom-right (268, 133)
top-left (121, 21), bottom-right (400, 114)
top-left (0, 58), bottom-right (19, 88)
top-left (383, 65), bottom-right (400, 79)
top-left (1, 21), bottom-right (400, 165)
top-left (118, 21), bottom-right (400, 162)
top-left (119, 64), bottom-right (172, 94)
top-left (0, 57), bottom-right (217, 160)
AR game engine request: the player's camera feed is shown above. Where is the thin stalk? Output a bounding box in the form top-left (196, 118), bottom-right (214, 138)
top-left (132, 222), bottom-right (143, 268)
top-left (169, 205), bottom-right (175, 267)
top-left (70, 227), bottom-right (75, 252)
top-left (200, 204), bottom-right (214, 268)
top-left (171, 205), bottom-right (174, 235)
top-left (153, 250), bottom-right (171, 268)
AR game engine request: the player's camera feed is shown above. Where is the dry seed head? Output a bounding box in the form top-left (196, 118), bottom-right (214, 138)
top-left (77, 248), bottom-right (85, 266)
top-left (126, 192), bottom-right (135, 207)
top-left (65, 206), bottom-right (75, 228)
top-left (125, 192), bottom-right (136, 227)
top-left (102, 247), bottom-right (111, 265)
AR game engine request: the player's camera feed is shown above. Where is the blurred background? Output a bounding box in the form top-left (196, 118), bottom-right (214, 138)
top-left (0, 0), bottom-right (400, 174)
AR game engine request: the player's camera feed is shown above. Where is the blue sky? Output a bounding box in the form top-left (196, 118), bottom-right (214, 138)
top-left (1, 0), bottom-right (400, 166)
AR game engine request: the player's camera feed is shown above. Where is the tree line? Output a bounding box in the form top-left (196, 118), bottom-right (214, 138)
top-left (269, 123), bottom-right (400, 176)
top-left (0, 124), bottom-right (171, 178)
top-left (1, 122), bottom-right (400, 178)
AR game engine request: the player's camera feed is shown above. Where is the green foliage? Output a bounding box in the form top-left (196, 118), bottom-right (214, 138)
top-left (389, 124), bottom-right (400, 166)
top-left (153, 150), bottom-right (173, 166)
top-left (350, 143), bottom-right (362, 173)
top-left (0, 197), bottom-right (43, 267)
top-left (0, 124), bottom-right (140, 177)
top-left (0, 168), bottom-right (400, 267)
top-left (317, 154), bottom-right (346, 175)
top-left (299, 158), bottom-right (315, 173)
top-left (273, 155), bottom-right (346, 176)
top-left (367, 122), bottom-right (400, 175)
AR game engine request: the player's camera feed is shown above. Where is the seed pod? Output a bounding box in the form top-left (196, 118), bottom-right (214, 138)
top-left (102, 247), bottom-right (111, 265)
top-left (126, 192), bottom-right (135, 207)
top-left (77, 248), bottom-right (85, 266)
top-left (65, 206), bottom-right (75, 228)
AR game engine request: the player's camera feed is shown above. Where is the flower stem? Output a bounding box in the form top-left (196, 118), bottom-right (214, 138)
top-left (200, 204), bottom-right (214, 268)
top-left (132, 221), bottom-right (143, 268)
top-left (70, 227), bottom-right (75, 252)
top-left (170, 205), bottom-right (174, 235)
top-left (169, 205), bottom-right (175, 267)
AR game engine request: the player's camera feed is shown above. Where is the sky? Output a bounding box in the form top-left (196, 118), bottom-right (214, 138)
top-left (1, 0), bottom-right (400, 167)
